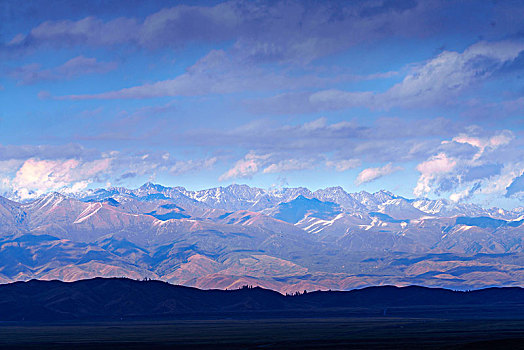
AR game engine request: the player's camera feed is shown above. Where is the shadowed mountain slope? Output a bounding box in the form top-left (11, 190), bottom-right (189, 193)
top-left (0, 278), bottom-right (522, 321)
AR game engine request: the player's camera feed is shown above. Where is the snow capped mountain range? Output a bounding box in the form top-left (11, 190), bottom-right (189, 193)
top-left (71, 182), bottom-right (523, 220)
top-left (0, 183), bottom-right (522, 292)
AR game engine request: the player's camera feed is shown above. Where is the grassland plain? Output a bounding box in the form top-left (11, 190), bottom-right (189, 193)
top-left (0, 318), bottom-right (523, 349)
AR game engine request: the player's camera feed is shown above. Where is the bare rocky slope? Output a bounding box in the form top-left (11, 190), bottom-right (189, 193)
top-left (0, 183), bottom-right (522, 292)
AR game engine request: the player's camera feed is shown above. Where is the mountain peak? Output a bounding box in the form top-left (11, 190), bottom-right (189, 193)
top-left (226, 184), bottom-right (251, 190)
top-left (292, 194), bottom-right (319, 203)
top-left (16, 183), bottom-right (519, 218)
top-left (375, 189), bottom-right (394, 195)
top-left (139, 182), bottom-right (166, 191)
top-left (29, 191), bottom-right (67, 209)
top-left (43, 191), bottom-right (66, 200)
top-left (0, 182), bottom-right (522, 293)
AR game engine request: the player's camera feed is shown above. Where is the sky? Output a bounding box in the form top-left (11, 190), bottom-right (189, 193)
top-left (0, 0), bottom-right (523, 209)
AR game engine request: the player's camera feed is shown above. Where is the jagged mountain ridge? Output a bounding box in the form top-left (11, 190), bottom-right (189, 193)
top-left (0, 183), bottom-right (522, 293)
top-left (71, 182), bottom-right (523, 219)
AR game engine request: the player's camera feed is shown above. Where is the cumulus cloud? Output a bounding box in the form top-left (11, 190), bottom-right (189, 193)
top-left (355, 163), bottom-right (402, 185)
top-left (449, 182), bottom-right (481, 202)
top-left (0, 160), bottom-right (25, 180)
top-left (0, 142), bottom-right (222, 199)
top-left (8, 157), bottom-right (112, 200)
top-left (472, 161), bottom-right (524, 198)
top-left (413, 128), bottom-right (522, 200)
top-left (414, 153), bottom-right (457, 196)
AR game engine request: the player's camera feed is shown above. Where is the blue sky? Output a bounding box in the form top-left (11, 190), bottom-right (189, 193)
top-left (0, 0), bottom-right (523, 208)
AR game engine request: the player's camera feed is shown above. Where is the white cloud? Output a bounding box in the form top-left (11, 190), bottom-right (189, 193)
top-left (9, 158), bottom-right (112, 200)
top-left (414, 153), bottom-right (457, 197)
top-left (381, 40), bottom-right (524, 108)
top-left (0, 159), bottom-right (25, 174)
top-left (450, 130), bottom-right (513, 160)
top-left (416, 152), bottom-right (457, 174)
top-left (219, 152), bottom-right (271, 181)
top-left (258, 40), bottom-right (524, 113)
top-left (481, 163), bottom-right (524, 196)
top-left (449, 182), bottom-right (481, 203)
top-left (413, 127), bottom-right (522, 200)
top-left (505, 171), bottom-right (524, 198)
top-left (449, 189), bottom-right (469, 203)
top-left (355, 163), bottom-right (401, 185)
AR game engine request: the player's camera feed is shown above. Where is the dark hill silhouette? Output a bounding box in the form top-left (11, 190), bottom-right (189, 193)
top-left (0, 278), bottom-right (522, 321)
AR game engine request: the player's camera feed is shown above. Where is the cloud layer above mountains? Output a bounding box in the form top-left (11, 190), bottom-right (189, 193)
top-left (1, 0), bottom-right (523, 207)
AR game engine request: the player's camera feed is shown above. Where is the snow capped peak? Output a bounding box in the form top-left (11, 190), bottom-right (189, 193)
top-left (41, 191), bottom-right (66, 202)
top-left (375, 189), bottom-right (394, 195)
top-left (313, 186), bottom-right (347, 197)
top-left (372, 190), bottom-right (397, 202)
top-left (290, 194), bottom-right (319, 203)
top-left (225, 184), bottom-right (265, 198)
top-left (226, 183), bottom-right (252, 191)
top-left (31, 182), bottom-right (520, 221)
top-left (26, 191), bottom-right (68, 211)
top-left (138, 182), bottom-right (167, 193)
